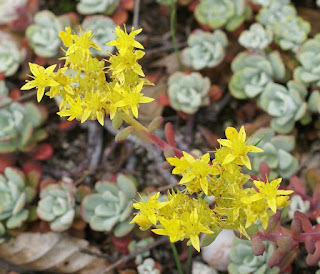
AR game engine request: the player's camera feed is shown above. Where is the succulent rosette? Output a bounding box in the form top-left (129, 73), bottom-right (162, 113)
top-left (228, 238), bottom-right (279, 274)
top-left (229, 51), bottom-right (285, 99)
top-left (294, 35), bottom-right (320, 88)
top-left (194, 0), bottom-right (251, 31)
top-left (238, 23), bottom-right (273, 51)
top-left (274, 16), bottom-right (311, 52)
top-left (0, 0), bottom-right (27, 25)
top-left (26, 10), bottom-right (64, 58)
top-left (259, 81), bottom-right (307, 134)
top-left (167, 72), bottom-right (211, 114)
top-left (257, 1), bottom-right (296, 30)
top-left (246, 128), bottom-right (298, 179)
top-left (0, 167), bottom-right (37, 231)
top-left (182, 29), bottom-right (228, 70)
top-left (0, 30), bottom-right (25, 76)
top-left (37, 181), bottom-right (77, 231)
top-left (77, 0), bottom-right (119, 15)
top-left (81, 15), bottom-right (115, 56)
top-left (81, 174), bottom-right (137, 237)
top-left (0, 98), bottom-right (47, 153)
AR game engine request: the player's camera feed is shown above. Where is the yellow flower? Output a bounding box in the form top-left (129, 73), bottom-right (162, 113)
top-left (21, 63), bottom-right (59, 102)
top-left (167, 151), bottom-right (219, 195)
top-left (107, 26), bottom-right (144, 55)
top-left (152, 214), bottom-right (184, 243)
top-left (218, 126), bottom-right (263, 169)
top-left (242, 178), bottom-right (293, 213)
top-left (57, 95), bottom-right (83, 121)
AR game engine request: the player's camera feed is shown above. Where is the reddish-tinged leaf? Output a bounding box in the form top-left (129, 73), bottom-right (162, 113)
top-left (188, 0), bottom-right (199, 12)
top-left (112, 8), bottom-right (128, 26)
top-left (248, 0), bottom-right (261, 12)
top-left (157, 94), bottom-right (170, 106)
top-left (9, 89), bottom-right (21, 99)
top-left (0, 154), bottom-right (16, 173)
top-left (164, 122), bottom-right (176, 147)
top-left (39, 178), bottom-right (57, 192)
top-left (259, 162), bottom-right (270, 180)
top-left (58, 119), bottom-right (78, 131)
top-left (31, 143), bottom-right (54, 160)
top-left (288, 176), bottom-right (305, 194)
top-left (145, 70), bottom-right (163, 84)
top-left (198, 126), bottom-right (219, 148)
top-left (120, 0), bottom-right (134, 10)
top-left (112, 235), bottom-right (132, 254)
top-left (209, 85), bottom-right (222, 102)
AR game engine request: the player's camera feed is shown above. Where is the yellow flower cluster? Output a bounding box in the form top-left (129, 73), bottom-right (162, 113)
top-left (21, 26), bottom-right (154, 126)
top-left (131, 126), bottom-right (293, 251)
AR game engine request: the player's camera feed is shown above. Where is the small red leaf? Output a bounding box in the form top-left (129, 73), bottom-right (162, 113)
top-left (31, 143), bottom-right (54, 161)
top-left (157, 94), bottom-right (170, 106)
top-left (164, 122), bottom-right (176, 147)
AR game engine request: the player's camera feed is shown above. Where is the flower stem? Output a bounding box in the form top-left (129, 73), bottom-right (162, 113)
top-left (170, 0), bottom-right (184, 71)
top-left (170, 242), bottom-right (184, 274)
top-left (119, 112), bottom-right (183, 158)
top-left (187, 245), bottom-right (193, 274)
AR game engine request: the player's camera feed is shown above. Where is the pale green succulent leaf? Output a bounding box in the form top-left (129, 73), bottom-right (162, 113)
top-left (6, 209), bottom-right (29, 229)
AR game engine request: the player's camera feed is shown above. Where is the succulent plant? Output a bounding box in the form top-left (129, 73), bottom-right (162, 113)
top-left (37, 181), bottom-right (77, 231)
top-left (259, 81), bottom-right (307, 134)
top-left (317, 0), bottom-right (320, 7)
top-left (294, 35), bottom-right (320, 88)
top-left (288, 195), bottom-right (310, 219)
top-left (238, 23), bottom-right (273, 51)
top-left (0, 99), bottom-right (47, 153)
top-left (181, 29), bottom-right (228, 70)
top-left (194, 0), bottom-right (252, 31)
top-left (257, 1), bottom-right (296, 30)
top-left (81, 15), bottom-right (115, 56)
top-left (274, 16), bottom-right (311, 52)
top-left (77, 0), bottom-right (119, 15)
top-left (0, 167), bottom-right (37, 230)
top-left (128, 237), bottom-right (155, 264)
top-left (228, 238), bottom-right (279, 274)
top-left (251, 0), bottom-right (290, 7)
top-left (308, 90), bottom-right (320, 114)
top-left (0, 222), bottom-right (5, 243)
top-left (137, 258), bottom-right (160, 274)
top-left (0, 0), bottom-right (27, 25)
top-left (26, 10), bottom-right (65, 58)
top-left (167, 72), bottom-right (210, 114)
top-left (247, 128), bottom-right (298, 179)
top-left (0, 30), bottom-right (25, 77)
top-left (81, 174), bottom-right (137, 237)
top-left (229, 51), bottom-right (285, 99)
top-left (0, 81), bottom-right (9, 97)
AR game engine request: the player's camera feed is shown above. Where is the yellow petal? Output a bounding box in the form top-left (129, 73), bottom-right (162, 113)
top-left (225, 127), bottom-right (238, 140)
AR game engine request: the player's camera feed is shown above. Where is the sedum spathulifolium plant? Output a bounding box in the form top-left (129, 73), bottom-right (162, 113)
top-left (228, 238), bottom-right (279, 274)
top-left (76, 0), bottom-right (119, 15)
top-left (0, 97), bottom-right (48, 153)
top-left (259, 81), bottom-right (308, 134)
top-left (294, 34), bottom-right (320, 88)
top-left (0, 0), bottom-right (27, 25)
top-left (21, 26), bottom-right (154, 126)
top-left (26, 10), bottom-right (65, 58)
top-left (229, 51), bottom-right (285, 99)
top-left (167, 72), bottom-right (210, 114)
top-left (130, 126), bottom-right (293, 252)
top-left (181, 29), bottom-right (228, 70)
top-left (37, 181), bottom-right (77, 232)
top-left (245, 128), bottom-right (298, 179)
top-left (81, 15), bottom-right (115, 56)
top-left (0, 167), bottom-right (37, 236)
top-left (238, 23), bottom-right (273, 51)
top-left (194, 0), bottom-right (252, 31)
top-left (0, 30), bottom-right (25, 77)
top-left (81, 174), bottom-right (137, 237)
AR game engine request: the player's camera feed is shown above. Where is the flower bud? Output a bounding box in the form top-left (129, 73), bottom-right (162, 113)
top-left (148, 116), bottom-right (164, 133)
top-left (115, 126), bottom-right (135, 142)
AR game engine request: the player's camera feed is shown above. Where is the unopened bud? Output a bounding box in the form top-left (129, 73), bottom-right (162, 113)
top-left (252, 236), bottom-right (265, 256)
top-left (115, 126), bottom-right (135, 142)
top-left (148, 116), bottom-right (164, 132)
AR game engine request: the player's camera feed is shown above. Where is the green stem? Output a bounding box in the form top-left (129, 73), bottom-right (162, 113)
top-left (187, 245), bottom-right (193, 274)
top-left (170, 242), bottom-right (184, 274)
top-left (170, 0), bottom-right (184, 71)
top-left (119, 112), bottom-right (183, 158)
